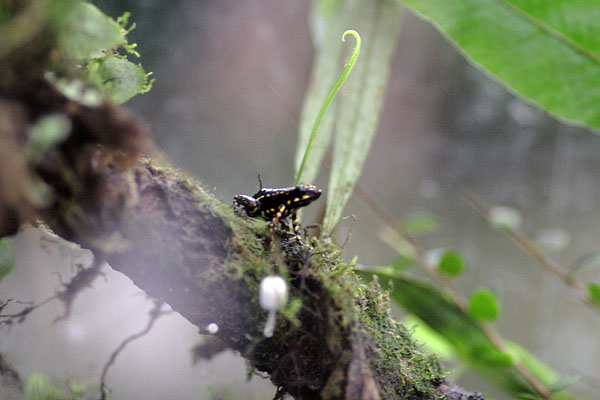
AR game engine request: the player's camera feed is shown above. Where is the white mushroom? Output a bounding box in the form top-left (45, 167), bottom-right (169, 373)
top-left (259, 275), bottom-right (288, 338)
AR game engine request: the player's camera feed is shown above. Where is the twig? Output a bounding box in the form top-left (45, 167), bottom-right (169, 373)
top-left (54, 257), bottom-right (104, 322)
top-left (0, 296), bottom-right (57, 326)
top-left (99, 300), bottom-right (170, 400)
top-left (459, 186), bottom-right (595, 311)
top-left (340, 215), bottom-right (357, 250)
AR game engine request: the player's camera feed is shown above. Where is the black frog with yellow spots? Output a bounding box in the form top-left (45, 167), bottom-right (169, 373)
top-left (233, 184), bottom-right (322, 240)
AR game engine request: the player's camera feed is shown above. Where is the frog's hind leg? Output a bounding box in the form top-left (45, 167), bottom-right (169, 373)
top-left (291, 211), bottom-right (303, 242)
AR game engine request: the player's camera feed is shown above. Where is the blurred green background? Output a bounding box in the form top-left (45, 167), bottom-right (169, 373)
top-left (2, 1), bottom-right (599, 399)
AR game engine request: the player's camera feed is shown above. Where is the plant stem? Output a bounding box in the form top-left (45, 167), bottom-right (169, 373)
top-left (459, 186), bottom-right (597, 313)
top-left (295, 30), bottom-right (361, 186)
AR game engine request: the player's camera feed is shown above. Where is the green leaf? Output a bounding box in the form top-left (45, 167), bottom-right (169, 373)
top-left (318, 0), bottom-right (403, 235)
top-left (472, 344), bottom-right (513, 367)
top-left (85, 56), bottom-right (153, 104)
top-left (57, 2), bottom-right (126, 61)
top-left (469, 288), bottom-right (500, 322)
top-left (403, 214), bottom-right (439, 236)
top-left (400, 0), bottom-right (600, 132)
top-left (438, 250), bottom-right (465, 277)
top-left (295, 30), bottom-right (361, 186)
top-left (0, 238), bottom-right (15, 284)
top-left (390, 256), bottom-right (413, 273)
top-left (588, 282), bottom-right (600, 307)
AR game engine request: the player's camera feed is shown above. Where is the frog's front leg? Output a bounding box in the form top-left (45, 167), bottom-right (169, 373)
top-left (233, 195), bottom-right (260, 218)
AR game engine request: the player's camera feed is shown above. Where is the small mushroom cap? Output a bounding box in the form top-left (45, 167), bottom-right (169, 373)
top-left (259, 275), bottom-right (288, 311)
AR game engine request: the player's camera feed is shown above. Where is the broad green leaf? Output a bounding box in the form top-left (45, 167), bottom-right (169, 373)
top-left (588, 282), bottom-right (600, 307)
top-left (355, 267), bottom-right (571, 398)
top-left (438, 250), bottom-right (465, 277)
top-left (0, 238), bottom-right (15, 284)
top-left (469, 288), bottom-right (500, 322)
top-left (320, 0), bottom-right (402, 235)
top-left (400, 0), bottom-right (600, 132)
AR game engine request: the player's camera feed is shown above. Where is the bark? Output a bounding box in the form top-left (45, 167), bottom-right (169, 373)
top-left (0, 18), bottom-right (484, 400)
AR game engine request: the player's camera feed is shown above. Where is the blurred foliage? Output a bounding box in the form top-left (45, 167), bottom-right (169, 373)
top-left (54, 2), bottom-right (153, 103)
top-left (23, 373), bottom-right (91, 400)
top-left (588, 283), bottom-right (600, 307)
top-left (24, 373), bottom-right (65, 400)
top-left (25, 114), bottom-right (71, 162)
top-left (438, 250), bottom-right (465, 278)
top-left (0, 0), bottom-right (152, 104)
top-left (402, 214), bottom-right (439, 236)
top-left (318, 5), bottom-right (600, 394)
top-left (355, 267), bottom-right (575, 399)
top-left (468, 289), bottom-right (500, 323)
